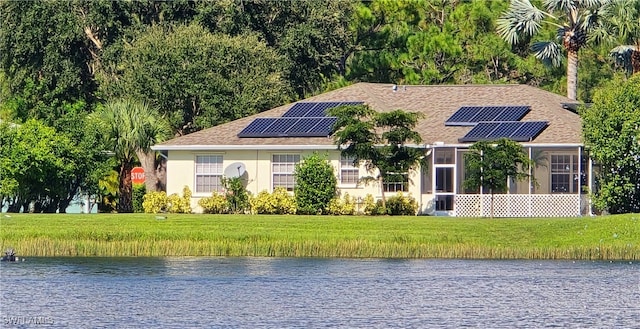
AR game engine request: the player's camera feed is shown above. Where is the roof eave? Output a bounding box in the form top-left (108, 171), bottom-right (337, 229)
top-left (151, 144), bottom-right (339, 151)
top-left (152, 142), bottom-right (584, 152)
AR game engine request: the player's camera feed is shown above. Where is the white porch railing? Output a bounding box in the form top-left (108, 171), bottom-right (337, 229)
top-left (454, 194), bottom-right (584, 217)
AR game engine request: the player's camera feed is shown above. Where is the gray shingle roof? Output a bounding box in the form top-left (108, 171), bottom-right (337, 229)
top-left (153, 83), bottom-right (582, 150)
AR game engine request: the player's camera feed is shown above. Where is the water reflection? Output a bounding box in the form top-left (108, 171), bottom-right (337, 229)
top-left (1, 258), bottom-right (638, 328)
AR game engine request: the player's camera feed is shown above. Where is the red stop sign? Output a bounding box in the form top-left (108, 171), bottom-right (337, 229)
top-left (131, 167), bottom-right (145, 184)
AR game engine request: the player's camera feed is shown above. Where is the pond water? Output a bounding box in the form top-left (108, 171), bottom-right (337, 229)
top-left (1, 257), bottom-right (638, 328)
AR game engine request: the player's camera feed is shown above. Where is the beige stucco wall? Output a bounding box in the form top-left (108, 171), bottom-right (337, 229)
top-left (166, 149), bottom-right (423, 213)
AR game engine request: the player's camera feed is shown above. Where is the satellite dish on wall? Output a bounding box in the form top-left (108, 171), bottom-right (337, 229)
top-left (224, 162), bottom-right (247, 178)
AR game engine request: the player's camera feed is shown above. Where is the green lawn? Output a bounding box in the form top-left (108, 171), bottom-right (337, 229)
top-left (1, 213), bottom-right (638, 259)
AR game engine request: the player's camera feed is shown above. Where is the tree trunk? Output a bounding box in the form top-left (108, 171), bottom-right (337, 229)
top-left (566, 50), bottom-right (578, 100)
top-left (379, 175), bottom-right (387, 212)
top-left (44, 197), bottom-right (59, 213)
top-left (58, 197), bottom-right (71, 213)
top-left (136, 149), bottom-right (159, 193)
top-left (6, 197), bottom-right (20, 213)
top-left (118, 161), bottom-right (134, 213)
top-left (631, 49), bottom-right (640, 75)
top-left (155, 156), bottom-right (167, 191)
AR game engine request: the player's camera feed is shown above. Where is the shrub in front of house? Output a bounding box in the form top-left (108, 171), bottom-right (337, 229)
top-left (223, 177), bottom-right (250, 214)
top-left (167, 186), bottom-right (192, 214)
top-left (143, 186), bottom-right (192, 214)
top-left (142, 191), bottom-right (168, 213)
top-left (370, 200), bottom-right (387, 216)
top-left (198, 192), bottom-right (228, 214)
top-left (362, 194), bottom-right (377, 215)
top-left (250, 188), bottom-right (296, 215)
top-left (294, 152), bottom-right (337, 215)
top-left (385, 193), bottom-right (418, 216)
top-left (326, 193), bottom-right (356, 215)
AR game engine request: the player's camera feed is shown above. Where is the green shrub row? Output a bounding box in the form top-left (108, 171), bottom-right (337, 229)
top-left (142, 186), bottom-right (192, 214)
top-left (197, 188), bottom-right (417, 216)
top-left (362, 193), bottom-right (418, 216)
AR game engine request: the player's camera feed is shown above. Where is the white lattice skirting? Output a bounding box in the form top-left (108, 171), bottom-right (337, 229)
top-left (454, 194), bottom-right (583, 217)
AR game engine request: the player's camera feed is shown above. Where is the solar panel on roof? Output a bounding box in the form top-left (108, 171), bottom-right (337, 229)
top-left (445, 106), bottom-right (482, 125)
top-left (471, 106), bottom-right (506, 122)
top-left (240, 101), bottom-right (361, 138)
top-left (485, 121), bottom-right (523, 139)
top-left (238, 117), bottom-right (337, 138)
top-left (305, 102), bottom-right (341, 117)
top-left (510, 121), bottom-right (548, 142)
top-left (262, 118), bottom-right (300, 135)
top-left (237, 118), bottom-right (278, 137)
top-left (459, 122), bottom-right (501, 142)
top-left (305, 117), bottom-right (337, 136)
top-left (286, 117), bottom-right (322, 134)
top-left (445, 105), bottom-right (530, 126)
top-left (497, 106), bottom-right (529, 121)
top-left (458, 121), bottom-right (548, 143)
top-left (282, 102), bottom-right (317, 117)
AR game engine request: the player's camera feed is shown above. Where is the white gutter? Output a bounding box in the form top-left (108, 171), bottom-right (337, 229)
top-left (152, 142), bottom-right (584, 151)
top-left (151, 144), bottom-right (338, 151)
top-left (425, 143), bottom-right (584, 148)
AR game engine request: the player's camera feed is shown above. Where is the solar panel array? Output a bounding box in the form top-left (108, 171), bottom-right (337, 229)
top-left (238, 101), bottom-right (361, 138)
top-left (445, 106), bottom-right (530, 126)
top-left (458, 121), bottom-right (548, 143)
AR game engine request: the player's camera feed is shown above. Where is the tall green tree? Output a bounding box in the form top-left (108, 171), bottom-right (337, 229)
top-left (0, 119), bottom-right (106, 213)
top-left (0, 1), bottom-right (96, 115)
top-left (89, 99), bottom-right (171, 213)
top-left (294, 152), bottom-right (338, 215)
top-left (234, 0), bottom-right (356, 96)
top-left (593, 0), bottom-right (640, 75)
top-left (101, 24), bottom-right (291, 136)
top-left (463, 138), bottom-right (533, 218)
top-left (581, 75), bottom-right (640, 214)
top-left (329, 105), bottom-right (423, 209)
top-left (341, 0), bottom-right (418, 83)
top-left (344, 0), bottom-right (553, 88)
top-left (497, 0), bottom-right (610, 100)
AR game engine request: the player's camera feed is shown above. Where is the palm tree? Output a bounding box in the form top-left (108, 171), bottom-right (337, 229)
top-left (497, 0), bottom-right (610, 100)
top-left (592, 0), bottom-right (640, 75)
top-left (90, 99), bottom-right (171, 213)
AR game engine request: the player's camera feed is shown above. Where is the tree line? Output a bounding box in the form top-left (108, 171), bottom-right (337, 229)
top-left (0, 0), bottom-right (638, 213)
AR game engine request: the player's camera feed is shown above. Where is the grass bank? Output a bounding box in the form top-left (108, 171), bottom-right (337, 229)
top-left (0, 213), bottom-right (638, 260)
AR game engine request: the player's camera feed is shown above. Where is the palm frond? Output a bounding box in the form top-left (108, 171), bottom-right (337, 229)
top-left (544, 0), bottom-right (577, 12)
top-left (578, 0), bottom-right (612, 9)
top-left (589, 24), bottom-right (617, 44)
top-left (497, 0), bottom-right (546, 45)
top-left (531, 41), bottom-right (564, 67)
top-left (556, 26), bottom-right (568, 40)
top-left (90, 99), bottom-right (171, 163)
top-left (580, 7), bottom-right (604, 31)
top-left (610, 44), bottom-right (637, 71)
top-left (615, 44), bottom-right (639, 52)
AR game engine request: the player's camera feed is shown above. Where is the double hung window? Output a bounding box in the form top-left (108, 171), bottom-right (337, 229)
top-left (272, 154), bottom-right (300, 191)
top-left (195, 155), bottom-right (223, 193)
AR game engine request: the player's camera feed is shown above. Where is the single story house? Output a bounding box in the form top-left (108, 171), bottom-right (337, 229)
top-left (152, 83), bottom-right (592, 217)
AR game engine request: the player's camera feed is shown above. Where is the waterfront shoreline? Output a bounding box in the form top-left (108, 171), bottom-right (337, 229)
top-left (1, 213), bottom-right (638, 260)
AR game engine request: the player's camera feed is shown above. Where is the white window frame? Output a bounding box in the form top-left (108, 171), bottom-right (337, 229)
top-left (550, 154), bottom-right (580, 194)
top-left (272, 154), bottom-right (300, 191)
top-left (340, 155), bottom-right (359, 186)
top-left (383, 174), bottom-right (409, 192)
top-left (195, 155), bottom-right (223, 194)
